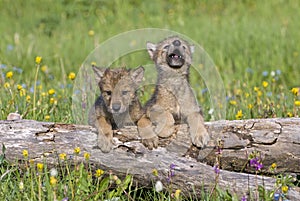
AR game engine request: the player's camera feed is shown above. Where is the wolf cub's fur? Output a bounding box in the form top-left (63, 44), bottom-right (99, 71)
top-left (88, 66), bottom-right (144, 152)
top-left (137, 36), bottom-right (210, 149)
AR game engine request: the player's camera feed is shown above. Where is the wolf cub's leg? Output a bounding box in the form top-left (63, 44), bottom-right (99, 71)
top-left (149, 105), bottom-right (175, 138)
top-left (186, 112), bottom-right (210, 148)
top-left (137, 116), bottom-right (158, 149)
top-left (95, 116), bottom-right (113, 153)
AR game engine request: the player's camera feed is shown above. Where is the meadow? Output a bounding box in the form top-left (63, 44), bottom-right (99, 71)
top-left (0, 0), bottom-right (299, 200)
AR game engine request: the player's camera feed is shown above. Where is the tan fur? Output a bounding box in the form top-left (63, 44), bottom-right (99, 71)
top-left (138, 36), bottom-right (210, 149)
top-left (88, 66), bottom-right (144, 152)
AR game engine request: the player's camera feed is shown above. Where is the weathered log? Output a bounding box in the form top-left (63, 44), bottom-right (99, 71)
top-left (0, 118), bottom-right (299, 199)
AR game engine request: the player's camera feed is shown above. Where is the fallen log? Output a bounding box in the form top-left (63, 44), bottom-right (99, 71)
top-left (0, 118), bottom-right (299, 199)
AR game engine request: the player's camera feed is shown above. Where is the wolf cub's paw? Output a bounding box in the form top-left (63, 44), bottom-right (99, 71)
top-left (97, 136), bottom-right (113, 153)
top-left (191, 129), bottom-right (210, 148)
top-left (142, 136), bottom-right (159, 150)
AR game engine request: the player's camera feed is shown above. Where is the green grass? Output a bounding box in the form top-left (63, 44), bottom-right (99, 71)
top-left (0, 0), bottom-right (300, 200)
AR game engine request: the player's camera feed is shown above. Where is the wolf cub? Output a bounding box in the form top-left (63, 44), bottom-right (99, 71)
top-left (138, 36), bottom-right (210, 149)
top-left (88, 66), bottom-right (144, 153)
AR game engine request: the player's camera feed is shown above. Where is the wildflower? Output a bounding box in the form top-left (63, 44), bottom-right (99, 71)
top-left (50, 176), bottom-right (57, 186)
top-left (59, 153), bottom-right (67, 161)
top-left (49, 97), bottom-right (55, 104)
top-left (6, 71), bottom-right (13, 79)
top-left (152, 169), bottom-right (158, 177)
top-left (241, 195), bottom-right (247, 201)
top-left (287, 112), bottom-right (293, 117)
top-left (26, 95), bottom-right (31, 102)
top-left (248, 104), bottom-right (253, 109)
top-left (174, 189), bottom-right (181, 199)
top-left (41, 92), bottom-right (46, 97)
top-left (229, 100), bottom-right (237, 105)
top-left (84, 152), bottom-right (90, 161)
top-left (88, 30), bottom-right (95, 36)
top-left (37, 163), bottom-right (44, 172)
top-left (271, 163), bottom-right (277, 169)
top-left (249, 158), bottom-right (263, 171)
top-left (254, 87), bottom-right (260, 92)
top-left (281, 185), bottom-right (288, 194)
top-left (262, 71), bottom-right (268, 77)
top-left (235, 110), bottom-right (243, 120)
top-left (294, 100), bottom-right (300, 106)
top-left (17, 84), bottom-right (23, 90)
top-left (91, 61), bottom-right (97, 66)
top-left (41, 65), bottom-right (48, 73)
top-left (50, 168), bottom-right (58, 177)
top-left (22, 150), bottom-right (28, 158)
top-left (35, 56), bottom-right (42, 64)
top-left (19, 181), bottom-right (24, 191)
top-left (213, 165), bottom-right (220, 174)
top-left (291, 87), bottom-right (299, 96)
top-left (20, 88), bottom-right (26, 97)
top-left (4, 82), bottom-right (10, 88)
top-left (155, 180), bottom-right (163, 192)
top-left (257, 90), bottom-right (262, 97)
top-left (95, 169), bottom-right (104, 177)
top-left (245, 92), bottom-right (250, 98)
top-left (48, 89), bottom-right (55, 95)
top-left (262, 81), bottom-right (268, 88)
top-left (29, 159), bottom-right (35, 165)
top-left (74, 147), bottom-right (81, 155)
top-left (68, 72), bottom-right (76, 80)
top-left (44, 115), bottom-right (50, 120)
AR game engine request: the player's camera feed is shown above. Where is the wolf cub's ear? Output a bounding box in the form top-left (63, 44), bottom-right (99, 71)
top-left (92, 65), bottom-right (106, 84)
top-left (146, 42), bottom-right (156, 60)
top-left (131, 66), bottom-right (145, 85)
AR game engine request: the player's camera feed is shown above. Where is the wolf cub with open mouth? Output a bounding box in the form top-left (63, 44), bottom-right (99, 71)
top-left (138, 36), bottom-right (210, 149)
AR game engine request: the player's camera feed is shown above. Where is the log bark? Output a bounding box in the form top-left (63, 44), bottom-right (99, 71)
top-left (0, 118), bottom-right (299, 199)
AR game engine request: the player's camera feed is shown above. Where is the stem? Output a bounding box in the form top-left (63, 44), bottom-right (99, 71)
top-left (33, 64), bottom-right (40, 119)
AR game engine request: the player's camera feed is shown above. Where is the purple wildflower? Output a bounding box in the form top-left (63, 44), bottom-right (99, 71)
top-left (249, 157), bottom-right (263, 171)
top-left (213, 165), bottom-right (220, 174)
top-left (241, 195), bottom-right (247, 201)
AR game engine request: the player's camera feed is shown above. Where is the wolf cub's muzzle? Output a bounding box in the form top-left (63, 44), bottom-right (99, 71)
top-left (167, 48), bottom-right (185, 68)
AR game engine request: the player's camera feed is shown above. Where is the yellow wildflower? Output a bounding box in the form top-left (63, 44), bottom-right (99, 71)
top-left (291, 87), bottom-right (299, 96)
top-left (281, 185), bottom-right (288, 194)
top-left (37, 163), bottom-right (44, 172)
top-left (295, 100), bottom-right (300, 106)
top-left (41, 65), bottom-right (48, 73)
top-left (59, 153), bottom-right (67, 161)
top-left (35, 56), bottom-right (42, 64)
top-left (244, 93), bottom-right (250, 98)
top-left (254, 87), bottom-right (260, 92)
top-left (287, 112), bottom-right (293, 117)
top-left (49, 98), bottom-right (55, 104)
top-left (45, 115), bottom-right (50, 120)
top-left (4, 82), bottom-right (10, 89)
top-left (152, 169), bottom-right (158, 177)
top-left (257, 90), bottom-right (262, 97)
top-left (6, 71), bottom-right (13, 79)
top-left (229, 100), bottom-right (237, 105)
top-left (48, 89), bottom-right (55, 95)
top-left (74, 147), bottom-right (81, 155)
top-left (248, 104), bottom-right (253, 109)
top-left (26, 95), bottom-right (31, 102)
top-left (29, 159), bottom-right (35, 165)
top-left (88, 30), bottom-right (95, 36)
top-left (41, 92), bottom-right (46, 97)
top-left (22, 150), bottom-right (28, 158)
top-left (17, 84), bottom-right (22, 90)
top-left (50, 176), bottom-right (57, 186)
top-left (84, 152), bottom-right (90, 161)
top-left (91, 61), bottom-right (97, 66)
top-left (271, 163), bottom-right (277, 169)
top-left (235, 110), bottom-right (243, 120)
top-left (95, 169), bottom-right (104, 177)
top-left (174, 189), bottom-right (181, 199)
top-left (68, 72), bottom-right (76, 80)
top-left (262, 81), bottom-right (268, 88)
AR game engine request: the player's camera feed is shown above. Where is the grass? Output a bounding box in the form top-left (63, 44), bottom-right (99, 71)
top-left (0, 0), bottom-right (300, 200)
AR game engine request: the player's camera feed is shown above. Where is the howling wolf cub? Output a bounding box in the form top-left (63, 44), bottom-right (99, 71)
top-left (138, 36), bottom-right (210, 149)
top-left (88, 66), bottom-right (144, 153)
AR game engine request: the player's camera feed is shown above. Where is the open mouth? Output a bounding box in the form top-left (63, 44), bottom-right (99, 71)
top-left (167, 50), bottom-right (185, 68)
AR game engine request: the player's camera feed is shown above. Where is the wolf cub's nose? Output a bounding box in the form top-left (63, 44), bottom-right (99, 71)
top-left (172, 40), bottom-right (181, 46)
top-left (112, 102), bottom-right (121, 112)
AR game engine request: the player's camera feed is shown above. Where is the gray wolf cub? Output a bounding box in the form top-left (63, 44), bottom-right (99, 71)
top-left (88, 66), bottom-right (144, 153)
top-left (138, 36), bottom-right (210, 149)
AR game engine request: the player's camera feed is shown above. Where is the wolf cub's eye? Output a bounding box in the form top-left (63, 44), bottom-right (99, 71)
top-left (104, 91), bottom-right (112, 96)
top-left (122, 90), bottom-right (129, 96)
top-left (163, 45), bottom-right (170, 49)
